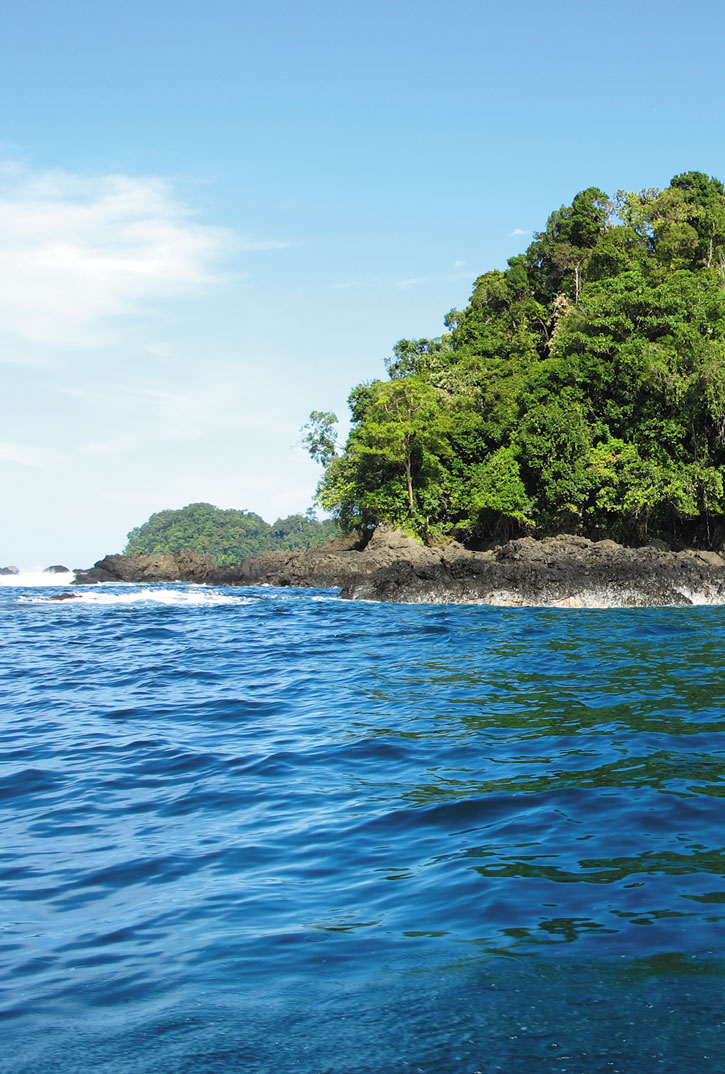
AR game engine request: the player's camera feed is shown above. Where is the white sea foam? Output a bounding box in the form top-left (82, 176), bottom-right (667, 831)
top-left (0, 570), bottom-right (75, 587)
top-left (22, 586), bottom-right (253, 607)
top-left (394, 586), bottom-right (725, 609)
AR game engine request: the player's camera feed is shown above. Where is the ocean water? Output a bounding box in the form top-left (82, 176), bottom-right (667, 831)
top-left (2, 580), bottom-right (725, 1073)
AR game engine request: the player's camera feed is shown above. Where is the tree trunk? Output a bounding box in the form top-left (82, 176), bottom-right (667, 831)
top-left (405, 454), bottom-right (414, 512)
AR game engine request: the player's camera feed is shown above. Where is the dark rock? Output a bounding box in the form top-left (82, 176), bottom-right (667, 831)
top-left (692, 550), bottom-right (725, 569)
top-left (44, 565), bottom-right (70, 574)
top-left (340, 533), bottom-right (725, 606)
top-left (73, 550), bottom-right (215, 585)
top-left (72, 528), bottom-right (725, 606)
top-left (50, 592), bottom-right (82, 601)
top-left (224, 529), bottom-right (725, 607)
top-left (313, 531), bottom-right (366, 553)
top-left (72, 566), bottom-right (122, 585)
top-left (206, 524), bottom-right (443, 590)
top-left (0, 565), bottom-right (20, 575)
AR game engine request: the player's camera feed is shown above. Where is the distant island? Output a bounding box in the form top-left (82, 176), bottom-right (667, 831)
top-left (34, 171), bottom-right (725, 607)
top-left (124, 502), bottom-right (338, 563)
top-left (304, 171), bottom-right (725, 551)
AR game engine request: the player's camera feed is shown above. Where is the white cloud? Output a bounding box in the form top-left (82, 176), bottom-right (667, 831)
top-left (0, 162), bottom-right (284, 346)
top-left (509, 227), bottom-right (532, 237)
top-left (77, 435), bottom-right (139, 458)
top-left (237, 237), bottom-right (290, 252)
top-left (395, 277), bottom-right (429, 289)
top-left (0, 440), bottom-right (54, 468)
top-left (55, 365), bottom-right (293, 444)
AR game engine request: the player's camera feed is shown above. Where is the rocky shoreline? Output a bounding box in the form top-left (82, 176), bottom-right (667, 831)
top-left (63, 527), bottom-right (725, 607)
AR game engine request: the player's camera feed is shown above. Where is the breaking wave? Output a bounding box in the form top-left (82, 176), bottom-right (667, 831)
top-left (21, 585), bottom-right (253, 607)
top-left (0, 569), bottom-right (75, 587)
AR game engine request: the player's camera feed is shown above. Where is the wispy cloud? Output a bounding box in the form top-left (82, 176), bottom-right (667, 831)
top-left (55, 365), bottom-right (293, 444)
top-left (0, 440), bottom-right (54, 468)
top-left (0, 162), bottom-right (283, 346)
top-left (395, 277), bottom-right (429, 290)
top-left (237, 237), bottom-right (290, 252)
top-left (76, 435), bottom-right (139, 458)
top-left (509, 227), bottom-right (532, 237)
top-left (331, 265), bottom-right (477, 293)
top-left (56, 381), bottom-right (224, 439)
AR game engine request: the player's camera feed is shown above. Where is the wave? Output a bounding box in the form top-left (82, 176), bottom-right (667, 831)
top-left (4, 587), bottom-right (725, 1073)
top-left (0, 570), bottom-right (75, 587)
top-left (21, 586), bottom-right (252, 607)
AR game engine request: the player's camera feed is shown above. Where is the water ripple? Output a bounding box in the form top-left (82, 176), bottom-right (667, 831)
top-left (2, 585), bottom-right (725, 1071)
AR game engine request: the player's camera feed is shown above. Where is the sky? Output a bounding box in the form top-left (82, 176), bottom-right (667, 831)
top-left (3, 0), bottom-right (725, 566)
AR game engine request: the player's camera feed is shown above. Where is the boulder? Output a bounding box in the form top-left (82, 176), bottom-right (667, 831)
top-left (692, 550), bottom-right (725, 569)
top-left (72, 565), bottom-right (123, 584)
top-left (0, 565), bottom-right (20, 575)
top-left (73, 550), bottom-right (214, 584)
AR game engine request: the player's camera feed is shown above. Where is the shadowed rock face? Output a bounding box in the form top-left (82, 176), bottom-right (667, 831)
top-left (73, 550), bottom-right (215, 585)
top-left (204, 527), bottom-right (422, 589)
top-left (338, 535), bottom-right (725, 607)
top-left (214, 530), bottom-right (725, 607)
top-left (72, 528), bottom-right (725, 607)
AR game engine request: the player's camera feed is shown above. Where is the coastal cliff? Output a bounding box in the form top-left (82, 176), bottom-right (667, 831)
top-left (73, 527), bottom-right (725, 607)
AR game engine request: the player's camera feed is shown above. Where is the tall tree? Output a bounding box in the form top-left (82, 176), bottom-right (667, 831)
top-left (312, 172), bottom-right (725, 547)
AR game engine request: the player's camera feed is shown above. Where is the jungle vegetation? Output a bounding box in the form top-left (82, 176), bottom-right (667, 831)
top-left (125, 503), bottom-right (338, 564)
top-left (305, 172), bottom-right (725, 546)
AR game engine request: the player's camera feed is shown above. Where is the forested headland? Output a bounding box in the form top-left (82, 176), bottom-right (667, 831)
top-left (306, 172), bottom-right (725, 548)
top-left (125, 503), bottom-right (337, 564)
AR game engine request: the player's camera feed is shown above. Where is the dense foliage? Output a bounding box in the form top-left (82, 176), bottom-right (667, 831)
top-left (125, 503), bottom-right (338, 563)
top-left (309, 172), bottom-right (725, 545)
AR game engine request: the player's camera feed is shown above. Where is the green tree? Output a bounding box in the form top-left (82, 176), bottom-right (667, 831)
top-left (126, 502), bottom-right (338, 563)
top-left (302, 410), bottom-right (338, 466)
top-left (311, 172), bottom-right (725, 548)
top-left (453, 446), bottom-right (533, 538)
top-left (321, 376), bottom-right (450, 521)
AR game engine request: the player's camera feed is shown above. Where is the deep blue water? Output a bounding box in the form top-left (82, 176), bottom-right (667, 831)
top-left (2, 581), bottom-right (725, 1073)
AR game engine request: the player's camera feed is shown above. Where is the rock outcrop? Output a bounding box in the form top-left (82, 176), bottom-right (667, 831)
top-left (73, 550), bottom-right (215, 585)
top-left (205, 527), bottom-right (429, 589)
top-left (337, 534), bottom-right (725, 606)
top-left (71, 529), bottom-right (725, 607)
top-left (213, 530), bottom-right (725, 606)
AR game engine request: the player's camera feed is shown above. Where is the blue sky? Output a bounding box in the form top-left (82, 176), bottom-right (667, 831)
top-left (3, 0), bottom-right (725, 565)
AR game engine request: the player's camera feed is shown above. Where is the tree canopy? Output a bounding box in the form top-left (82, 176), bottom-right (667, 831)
top-left (125, 503), bottom-right (338, 563)
top-left (308, 172), bottom-right (725, 546)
